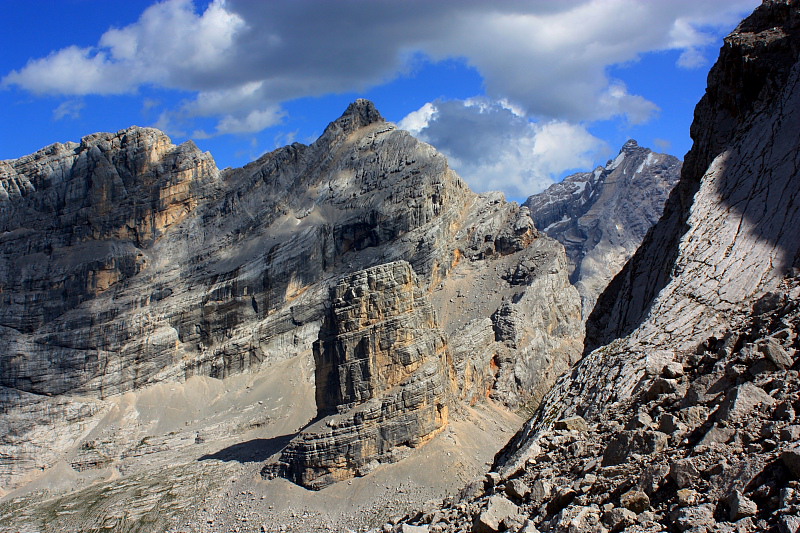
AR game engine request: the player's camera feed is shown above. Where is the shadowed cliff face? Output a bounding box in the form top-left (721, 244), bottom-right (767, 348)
top-left (383, 5), bottom-right (800, 531)
top-left (498, 0), bottom-right (800, 474)
top-left (0, 99), bottom-right (582, 491)
top-left (586, 1), bottom-right (800, 353)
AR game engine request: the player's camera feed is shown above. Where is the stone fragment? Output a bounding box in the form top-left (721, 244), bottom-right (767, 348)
top-left (530, 479), bottom-right (553, 506)
top-left (620, 490), bottom-right (650, 514)
top-left (625, 411), bottom-right (653, 430)
top-left (779, 515), bottom-right (800, 533)
top-left (546, 486), bottom-right (578, 516)
top-left (519, 521), bottom-right (541, 533)
top-left (644, 351), bottom-right (676, 377)
top-left (473, 495), bottom-right (521, 533)
top-left (602, 430), bottom-right (668, 466)
top-left (716, 382), bottom-right (776, 423)
top-left (554, 416), bottom-right (589, 432)
top-left (681, 406), bottom-right (709, 429)
top-left (674, 504), bottom-right (716, 532)
top-left (670, 458), bottom-right (701, 488)
top-left (726, 490), bottom-right (757, 521)
top-left (782, 446), bottom-right (800, 478)
top-left (602, 508), bottom-right (636, 531)
top-left (698, 424), bottom-right (735, 447)
top-left (677, 489), bottom-right (699, 507)
top-left (402, 526), bottom-right (429, 533)
top-left (781, 426), bottom-right (800, 442)
top-left (644, 378), bottom-right (683, 401)
top-left (505, 479), bottom-right (531, 501)
top-left (638, 463), bottom-right (670, 495)
top-left (552, 505), bottom-right (603, 533)
top-left (775, 401), bottom-right (797, 422)
top-left (758, 338), bottom-right (794, 369)
top-left (658, 414), bottom-right (686, 435)
top-left (662, 361), bottom-right (685, 379)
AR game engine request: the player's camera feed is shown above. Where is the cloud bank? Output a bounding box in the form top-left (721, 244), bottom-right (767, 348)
top-left (400, 99), bottom-right (606, 197)
top-left (3, 0), bottom-right (758, 195)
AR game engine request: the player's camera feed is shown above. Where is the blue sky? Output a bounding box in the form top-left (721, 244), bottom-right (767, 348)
top-left (0, 0), bottom-right (759, 200)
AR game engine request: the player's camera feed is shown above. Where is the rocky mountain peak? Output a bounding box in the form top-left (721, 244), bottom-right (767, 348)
top-left (525, 139), bottom-right (681, 316)
top-left (620, 138), bottom-right (640, 153)
top-left (323, 98), bottom-right (386, 136)
top-left (0, 95), bottom-right (583, 509)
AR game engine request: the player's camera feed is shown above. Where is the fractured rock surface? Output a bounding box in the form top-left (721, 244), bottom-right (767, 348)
top-left (266, 261), bottom-right (454, 489)
top-left (388, 1), bottom-right (800, 532)
top-left (0, 99), bottom-right (582, 493)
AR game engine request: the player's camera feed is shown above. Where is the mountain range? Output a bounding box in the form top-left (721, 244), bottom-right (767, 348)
top-left (1, 1), bottom-right (799, 532)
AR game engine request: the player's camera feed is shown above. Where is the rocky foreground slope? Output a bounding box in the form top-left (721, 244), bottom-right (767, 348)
top-left (392, 1), bottom-right (800, 532)
top-left (524, 141), bottom-right (681, 316)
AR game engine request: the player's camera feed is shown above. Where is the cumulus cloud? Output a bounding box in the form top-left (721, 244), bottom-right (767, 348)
top-left (2, 0), bottom-right (759, 132)
top-left (400, 99), bottom-right (606, 198)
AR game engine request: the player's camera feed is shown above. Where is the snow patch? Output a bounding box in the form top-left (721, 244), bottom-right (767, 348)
top-left (607, 151), bottom-right (626, 170)
top-left (635, 152), bottom-right (656, 176)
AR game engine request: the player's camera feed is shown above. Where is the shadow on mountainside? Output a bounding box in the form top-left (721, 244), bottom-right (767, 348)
top-left (585, 2), bottom-right (800, 355)
top-left (198, 433), bottom-right (296, 464)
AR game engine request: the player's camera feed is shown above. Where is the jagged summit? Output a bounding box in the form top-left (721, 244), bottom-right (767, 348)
top-left (322, 98), bottom-right (386, 137)
top-left (525, 139), bottom-right (681, 316)
top-left (619, 138), bottom-right (643, 154)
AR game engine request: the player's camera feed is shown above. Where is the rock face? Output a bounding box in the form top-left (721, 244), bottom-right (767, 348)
top-left (267, 261), bottom-right (453, 489)
top-left (507, 0), bottom-right (800, 472)
top-left (388, 2), bottom-right (800, 532)
top-left (0, 99), bottom-right (582, 491)
top-left (524, 140), bottom-right (680, 316)
top-left (586, 0), bottom-right (800, 352)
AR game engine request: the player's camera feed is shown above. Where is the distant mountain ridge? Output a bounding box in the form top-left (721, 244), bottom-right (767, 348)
top-left (524, 139), bottom-right (681, 315)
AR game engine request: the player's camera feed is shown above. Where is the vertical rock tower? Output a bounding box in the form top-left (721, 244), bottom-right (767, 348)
top-left (267, 261), bottom-right (454, 489)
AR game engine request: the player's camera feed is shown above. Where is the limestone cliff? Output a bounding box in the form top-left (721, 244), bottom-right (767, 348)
top-left (524, 140), bottom-right (680, 316)
top-left (490, 1), bottom-right (800, 528)
top-left (0, 99), bottom-right (582, 491)
top-left (267, 261), bottom-right (453, 489)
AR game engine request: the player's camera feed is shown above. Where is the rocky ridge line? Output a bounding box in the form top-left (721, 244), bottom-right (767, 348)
top-left (388, 1), bottom-right (800, 532)
top-left (0, 98), bottom-right (582, 492)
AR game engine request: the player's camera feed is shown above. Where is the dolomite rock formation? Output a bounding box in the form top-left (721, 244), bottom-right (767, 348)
top-left (267, 261), bottom-right (454, 489)
top-left (0, 99), bottom-right (582, 491)
top-left (386, 2), bottom-right (800, 532)
top-left (524, 140), bottom-right (681, 316)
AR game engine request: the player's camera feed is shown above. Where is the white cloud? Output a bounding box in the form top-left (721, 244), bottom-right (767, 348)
top-left (52, 100), bottom-right (85, 121)
top-left (2, 0), bottom-right (760, 132)
top-left (397, 103), bottom-right (436, 133)
top-left (3, 0), bottom-right (244, 95)
top-left (400, 99), bottom-right (607, 199)
top-left (215, 106), bottom-right (285, 135)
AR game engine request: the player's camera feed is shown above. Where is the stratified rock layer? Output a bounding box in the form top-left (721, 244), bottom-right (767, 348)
top-left (0, 99), bottom-right (582, 490)
top-left (267, 261), bottom-right (453, 489)
top-left (525, 140), bottom-right (680, 316)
